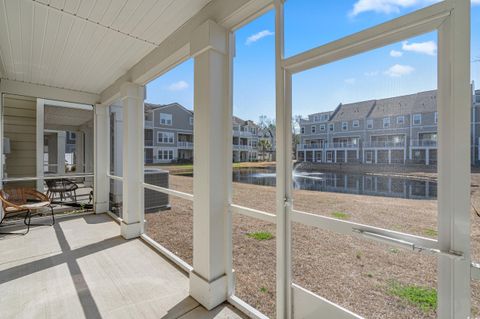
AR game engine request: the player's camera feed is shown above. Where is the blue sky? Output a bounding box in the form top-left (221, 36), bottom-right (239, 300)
top-left (146, 0), bottom-right (480, 121)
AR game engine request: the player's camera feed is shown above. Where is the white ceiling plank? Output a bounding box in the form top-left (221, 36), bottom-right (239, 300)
top-left (5, 0), bottom-right (24, 81)
top-left (63, 0), bottom-right (81, 14)
top-left (45, 14), bottom-right (75, 86)
top-left (99, 0), bottom-right (127, 27)
top-left (87, 0), bottom-right (111, 23)
top-left (30, 1), bottom-right (48, 84)
top-left (39, 8), bottom-right (62, 85)
top-left (49, 0), bottom-right (67, 9)
top-left (76, 0), bottom-right (97, 18)
top-left (0, 0), bottom-right (15, 78)
top-left (110, 0), bottom-right (142, 31)
top-left (129, 0), bottom-right (171, 38)
top-left (63, 23), bottom-right (108, 90)
top-left (51, 18), bottom-right (86, 87)
top-left (20, 0), bottom-right (34, 83)
top-left (70, 27), bottom-right (123, 90)
top-left (120, 0), bottom-right (157, 34)
top-left (55, 21), bottom-right (97, 88)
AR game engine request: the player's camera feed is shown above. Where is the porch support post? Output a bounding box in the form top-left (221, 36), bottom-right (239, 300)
top-left (57, 132), bottom-right (66, 175)
top-left (437, 1), bottom-right (470, 318)
top-left (425, 148), bottom-right (430, 166)
top-left (94, 104), bottom-right (109, 213)
top-left (75, 131), bottom-right (85, 173)
top-left (189, 20), bottom-right (229, 310)
top-left (120, 82), bottom-right (145, 239)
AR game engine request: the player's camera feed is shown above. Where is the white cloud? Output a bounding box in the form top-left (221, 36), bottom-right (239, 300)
top-left (473, 0), bottom-right (480, 5)
top-left (167, 80), bottom-right (189, 91)
top-left (344, 78), bottom-right (356, 84)
top-left (350, 0), bottom-right (419, 16)
top-left (245, 30), bottom-right (274, 45)
top-left (384, 64), bottom-right (415, 77)
top-left (402, 40), bottom-right (437, 56)
top-left (364, 71), bottom-right (379, 77)
top-left (390, 50), bottom-right (403, 57)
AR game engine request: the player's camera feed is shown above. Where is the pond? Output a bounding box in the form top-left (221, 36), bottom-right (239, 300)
top-left (232, 167), bottom-right (437, 200)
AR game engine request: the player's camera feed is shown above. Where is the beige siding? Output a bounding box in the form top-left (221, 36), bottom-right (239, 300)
top-left (3, 94), bottom-right (37, 178)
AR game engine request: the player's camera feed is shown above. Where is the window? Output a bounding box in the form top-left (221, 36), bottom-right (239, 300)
top-left (367, 119), bottom-right (373, 129)
top-left (69, 132), bottom-right (76, 140)
top-left (352, 120), bottom-right (359, 128)
top-left (383, 117), bottom-right (390, 128)
top-left (314, 115), bottom-right (320, 122)
top-left (301, 127), bottom-right (305, 134)
top-left (342, 122), bottom-right (348, 131)
top-left (157, 132), bottom-right (174, 144)
top-left (190, 117), bottom-right (194, 125)
top-left (311, 126), bottom-right (316, 133)
top-left (328, 124), bottom-right (334, 132)
top-left (160, 113), bottom-right (172, 125)
top-left (397, 116), bottom-right (405, 125)
top-left (322, 114), bottom-right (329, 121)
top-left (320, 124), bottom-right (326, 131)
top-left (434, 112), bottom-right (438, 124)
top-left (157, 149), bottom-right (174, 160)
top-left (413, 114), bottom-right (422, 125)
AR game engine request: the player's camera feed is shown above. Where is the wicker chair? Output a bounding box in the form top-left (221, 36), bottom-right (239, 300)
top-left (45, 179), bottom-right (78, 203)
top-left (0, 188), bottom-right (54, 235)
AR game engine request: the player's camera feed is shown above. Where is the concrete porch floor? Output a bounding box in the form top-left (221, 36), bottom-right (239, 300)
top-left (0, 213), bottom-right (245, 319)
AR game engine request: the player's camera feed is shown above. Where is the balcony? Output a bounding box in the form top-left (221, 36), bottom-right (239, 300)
top-left (410, 139), bottom-right (437, 147)
top-left (145, 120), bottom-right (154, 128)
top-left (233, 130), bottom-right (253, 137)
top-left (178, 141), bottom-right (194, 149)
top-left (325, 142), bottom-right (359, 149)
top-left (233, 144), bottom-right (253, 150)
top-left (363, 141), bottom-right (406, 148)
top-left (297, 143), bottom-right (323, 150)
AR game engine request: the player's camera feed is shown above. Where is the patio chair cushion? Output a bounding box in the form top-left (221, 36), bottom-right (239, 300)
top-left (4, 201), bottom-right (50, 212)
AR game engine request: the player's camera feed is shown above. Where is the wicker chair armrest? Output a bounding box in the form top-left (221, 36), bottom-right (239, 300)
top-left (0, 195), bottom-right (25, 211)
top-left (24, 189), bottom-right (50, 203)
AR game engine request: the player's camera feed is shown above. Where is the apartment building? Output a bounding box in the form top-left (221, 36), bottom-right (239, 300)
top-left (144, 103), bottom-right (270, 163)
top-left (298, 89), bottom-right (479, 165)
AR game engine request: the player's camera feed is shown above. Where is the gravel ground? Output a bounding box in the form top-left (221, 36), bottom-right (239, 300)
top-left (145, 173), bottom-right (480, 318)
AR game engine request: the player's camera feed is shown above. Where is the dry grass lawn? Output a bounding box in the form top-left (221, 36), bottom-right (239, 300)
top-left (145, 173), bottom-right (480, 319)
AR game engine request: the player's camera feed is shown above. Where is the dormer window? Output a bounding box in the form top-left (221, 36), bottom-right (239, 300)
top-left (413, 114), bottom-right (422, 125)
top-left (397, 116), bottom-right (405, 125)
top-left (342, 122), bottom-right (348, 131)
top-left (352, 120), bottom-right (359, 128)
top-left (383, 117), bottom-right (390, 128)
top-left (367, 119), bottom-right (373, 129)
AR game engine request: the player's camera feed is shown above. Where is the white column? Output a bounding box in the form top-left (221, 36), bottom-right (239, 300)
top-left (425, 148), bottom-right (430, 166)
top-left (374, 150), bottom-right (378, 164)
top-left (94, 104), bottom-right (109, 213)
top-left (57, 131), bottom-right (66, 175)
top-left (388, 150), bottom-right (391, 164)
top-left (437, 1), bottom-right (471, 317)
top-left (36, 99), bottom-right (45, 191)
top-left (120, 82), bottom-right (144, 239)
top-left (189, 20), bottom-right (229, 310)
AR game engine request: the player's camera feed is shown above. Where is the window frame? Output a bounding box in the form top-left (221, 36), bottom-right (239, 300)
top-left (397, 116), bottom-right (405, 125)
top-left (413, 113), bottom-right (422, 125)
top-left (366, 119), bottom-right (373, 129)
top-left (160, 113), bottom-right (173, 126)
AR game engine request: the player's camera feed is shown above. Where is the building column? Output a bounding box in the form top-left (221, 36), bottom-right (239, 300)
top-left (312, 150), bottom-right (315, 162)
top-left (84, 127), bottom-right (94, 186)
top-left (190, 20), bottom-right (229, 310)
top-left (374, 150), bottom-right (378, 164)
top-left (303, 150), bottom-right (306, 162)
top-left (94, 104), bottom-right (109, 213)
top-left (425, 148), bottom-right (430, 166)
top-left (120, 82), bottom-right (145, 239)
top-left (388, 150), bottom-right (391, 164)
top-left (345, 150), bottom-right (348, 163)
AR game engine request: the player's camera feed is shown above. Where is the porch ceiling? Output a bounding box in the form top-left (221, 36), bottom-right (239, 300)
top-left (0, 0), bottom-right (211, 94)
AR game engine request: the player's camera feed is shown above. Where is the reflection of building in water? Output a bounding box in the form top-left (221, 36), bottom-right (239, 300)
top-left (292, 172), bottom-right (437, 200)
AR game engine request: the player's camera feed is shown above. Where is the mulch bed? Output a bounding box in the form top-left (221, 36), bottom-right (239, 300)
top-left (145, 174), bottom-right (480, 318)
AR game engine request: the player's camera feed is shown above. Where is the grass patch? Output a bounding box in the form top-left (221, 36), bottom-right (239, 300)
top-left (259, 287), bottom-right (269, 293)
top-left (388, 281), bottom-right (437, 312)
top-left (331, 211), bottom-right (350, 220)
top-left (423, 228), bottom-right (438, 237)
top-left (247, 231), bottom-right (274, 241)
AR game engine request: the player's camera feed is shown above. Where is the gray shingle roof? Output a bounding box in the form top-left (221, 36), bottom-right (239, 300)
top-left (330, 100), bottom-right (375, 121)
top-left (368, 90), bottom-right (436, 118)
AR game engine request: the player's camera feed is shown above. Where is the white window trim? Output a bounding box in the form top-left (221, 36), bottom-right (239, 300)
top-left (397, 116), bottom-right (405, 124)
top-left (320, 124), bottom-right (325, 131)
top-left (160, 113), bottom-right (172, 126)
top-left (328, 124), bottom-right (334, 131)
top-left (367, 119), bottom-right (373, 129)
top-left (157, 131), bottom-right (174, 144)
top-left (311, 126), bottom-right (316, 133)
top-left (413, 113), bottom-right (422, 125)
top-left (383, 117), bottom-right (390, 128)
top-left (341, 122), bottom-right (348, 131)
top-left (352, 120), bottom-right (359, 128)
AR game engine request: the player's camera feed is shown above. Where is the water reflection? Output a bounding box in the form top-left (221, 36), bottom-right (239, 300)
top-left (232, 168), bottom-right (436, 200)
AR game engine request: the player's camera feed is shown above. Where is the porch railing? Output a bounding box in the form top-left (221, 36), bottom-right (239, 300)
top-left (177, 141), bottom-right (194, 149)
top-left (410, 139), bottom-right (437, 147)
top-left (363, 141), bottom-right (406, 148)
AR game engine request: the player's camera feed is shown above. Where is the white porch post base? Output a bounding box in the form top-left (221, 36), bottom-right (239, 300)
top-left (121, 220), bottom-right (142, 239)
top-left (189, 271), bottom-right (228, 310)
